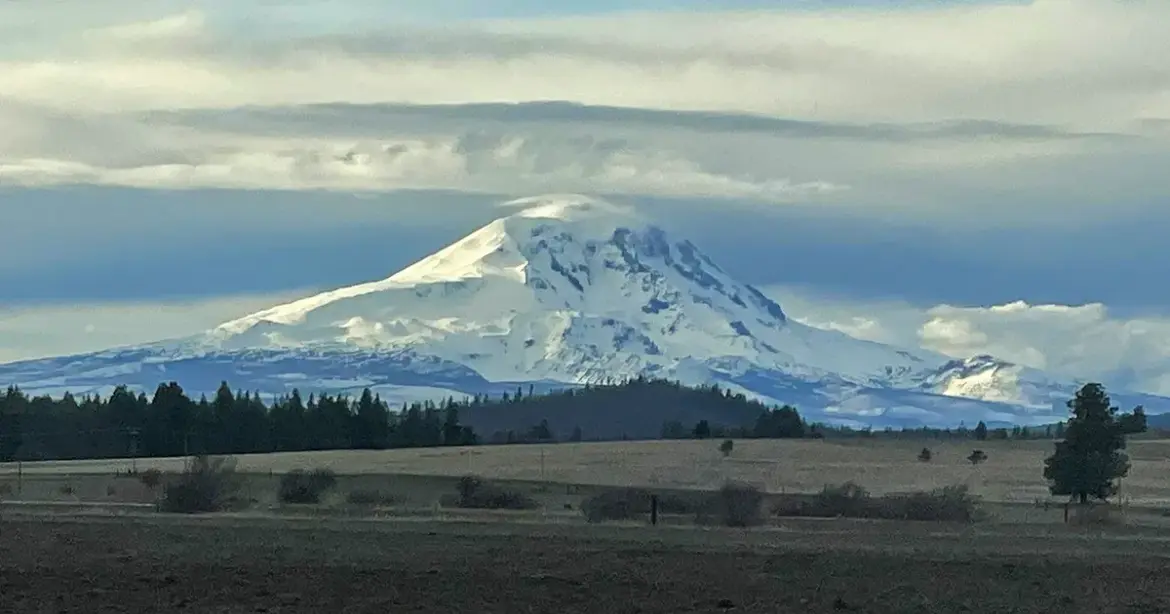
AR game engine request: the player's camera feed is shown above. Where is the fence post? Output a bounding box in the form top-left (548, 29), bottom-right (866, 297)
top-left (650, 494), bottom-right (659, 526)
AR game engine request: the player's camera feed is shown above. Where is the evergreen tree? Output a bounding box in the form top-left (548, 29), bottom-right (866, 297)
top-left (1043, 383), bottom-right (1131, 504)
top-left (974, 421), bottom-right (988, 441)
top-left (354, 388), bottom-right (389, 449)
top-left (528, 419), bottom-right (553, 442)
top-left (693, 419), bottom-right (711, 439)
top-left (1119, 406), bottom-right (1148, 435)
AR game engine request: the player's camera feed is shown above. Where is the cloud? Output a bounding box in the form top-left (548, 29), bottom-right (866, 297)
top-left (0, 292), bottom-right (307, 363)
top-left (768, 286), bottom-right (1170, 396)
top-left (0, 128), bottom-right (843, 200)
top-left (0, 1), bottom-right (1168, 208)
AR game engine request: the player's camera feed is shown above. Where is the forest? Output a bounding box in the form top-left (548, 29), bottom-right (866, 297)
top-left (0, 377), bottom-right (807, 461)
top-left (1, 376), bottom-right (1143, 462)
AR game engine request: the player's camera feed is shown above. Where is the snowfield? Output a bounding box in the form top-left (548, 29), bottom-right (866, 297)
top-left (2, 194), bottom-right (1168, 427)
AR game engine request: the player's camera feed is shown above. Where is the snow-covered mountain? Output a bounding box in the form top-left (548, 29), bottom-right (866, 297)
top-left (3, 194), bottom-right (1167, 432)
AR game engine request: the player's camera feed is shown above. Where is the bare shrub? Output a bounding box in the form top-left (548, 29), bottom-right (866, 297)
top-left (582, 488), bottom-right (653, 522)
top-left (809, 481), bottom-right (872, 517)
top-left (772, 481), bottom-right (981, 523)
top-left (454, 474), bottom-right (537, 510)
top-left (346, 489), bottom-right (398, 506)
top-left (708, 481), bottom-right (764, 527)
top-left (279, 468), bottom-right (338, 504)
top-left (877, 485), bottom-right (982, 522)
top-left (160, 455), bottom-right (240, 514)
top-left (581, 488), bottom-right (706, 523)
top-left (138, 468), bottom-right (163, 489)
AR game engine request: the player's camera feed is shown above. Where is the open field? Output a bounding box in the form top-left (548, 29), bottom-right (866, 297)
top-left (6, 438), bottom-right (1170, 505)
top-left (5, 512), bottom-right (1170, 613)
top-left (5, 438), bottom-right (1170, 612)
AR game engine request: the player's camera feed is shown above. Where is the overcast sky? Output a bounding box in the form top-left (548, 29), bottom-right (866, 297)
top-left (2, 0), bottom-right (1170, 392)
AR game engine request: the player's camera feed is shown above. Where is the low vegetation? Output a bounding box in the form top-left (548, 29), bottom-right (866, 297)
top-left (580, 488), bottom-right (706, 522)
top-left (159, 455), bottom-right (241, 514)
top-left (278, 468), bottom-right (338, 504)
top-left (582, 483), bottom-right (762, 527)
top-left (701, 481), bottom-right (765, 527)
top-left (346, 489), bottom-right (399, 506)
top-left (772, 481), bottom-right (981, 522)
top-left (452, 475), bottom-right (538, 510)
top-left (138, 468), bottom-right (163, 489)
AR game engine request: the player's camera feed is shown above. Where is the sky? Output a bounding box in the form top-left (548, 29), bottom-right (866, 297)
top-left (2, 0), bottom-right (1170, 392)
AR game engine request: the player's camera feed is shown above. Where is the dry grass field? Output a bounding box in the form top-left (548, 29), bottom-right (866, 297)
top-left (6, 438), bottom-right (1170, 612)
top-left (6, 437), bottom-right (1170, 505)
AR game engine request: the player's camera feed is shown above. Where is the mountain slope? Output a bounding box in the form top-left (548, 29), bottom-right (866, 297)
top-left (2, 194), bottom-right (1167, 432)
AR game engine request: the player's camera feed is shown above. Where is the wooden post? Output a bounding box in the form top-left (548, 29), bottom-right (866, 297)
top-left (650, 494), bottom-right (659, 526)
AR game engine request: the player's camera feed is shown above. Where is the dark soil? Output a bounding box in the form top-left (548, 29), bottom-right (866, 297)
top-left (3, 514), bottom-right (1169, 613)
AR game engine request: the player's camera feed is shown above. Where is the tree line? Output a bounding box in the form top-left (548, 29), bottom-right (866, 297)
top-left (0, 382), bottom-right (479, 462)
top-left (0, 377), bottom-right (813, 462)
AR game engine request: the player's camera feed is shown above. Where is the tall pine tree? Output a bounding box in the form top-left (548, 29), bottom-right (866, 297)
top-left (1043, 383), bottom-right (1131, 504)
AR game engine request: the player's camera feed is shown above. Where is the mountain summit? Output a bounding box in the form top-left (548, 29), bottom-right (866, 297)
top-left (3, 194), bottom-right (1168, 432)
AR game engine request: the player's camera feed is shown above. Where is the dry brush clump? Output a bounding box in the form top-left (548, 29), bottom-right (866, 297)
top-left (451, 475), bottom-right (538, 510)
top-left (278, 468), bottom-right (338, 504)
top-left (159, 455), bottom-right (242, 514)
top-left (702, 481), bottom-right (765, 527)
top-left (346, 489), bottom-right (399, 506)
top-left (773, 481), bottom-right (981, 523)
top-left (580, 488), bottom-right (706, 523)
top-left (138, 468), bottom-right (164, 489)
top-left (582, 483), bottom-right (763, 527)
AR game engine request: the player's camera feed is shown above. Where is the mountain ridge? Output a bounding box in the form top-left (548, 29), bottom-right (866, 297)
top-left (2, 194), bottom-right (1166, 429)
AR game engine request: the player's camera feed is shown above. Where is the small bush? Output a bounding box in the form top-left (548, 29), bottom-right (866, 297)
top-left (772, 481), bottom-right (980, 523)
top-left (59, 484), bottom-right (75, 496)
top-left (160, 455), bottom-right (240, 514)
top-left (582, 488), bottom-right (654, 522)
top-left (809, 481), bottom-right (872, 517)
top-left (581, 488), bottom-right (706, 523)
top-left (918, 447), bottom-right (933, 462)
top-left (877, 485), bottom-right (981, 522)
top-left (968, 449), bottom-right (988, 465)
top-left (454, 474), bottom-right (537, 510)
top-left (709, 481), bottom-right (764, 527)
top-left (719, 439), bottom-right (735, 457)
top-left (138, 468), bottom-right (163, 489)
top-left (346, 489), bottom-right (398, 506)
top-left (106, 485), bottom-right (118, 496)
top-left (279, 468), bottom-right (338, 504)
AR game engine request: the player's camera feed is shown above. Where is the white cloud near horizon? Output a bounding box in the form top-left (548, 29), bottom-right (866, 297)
top-left (769, 287), bottom-right (1170, 396)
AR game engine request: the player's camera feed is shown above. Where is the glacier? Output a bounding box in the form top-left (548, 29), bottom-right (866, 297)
top-left (3, 193), bottom-right (1167, 431)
